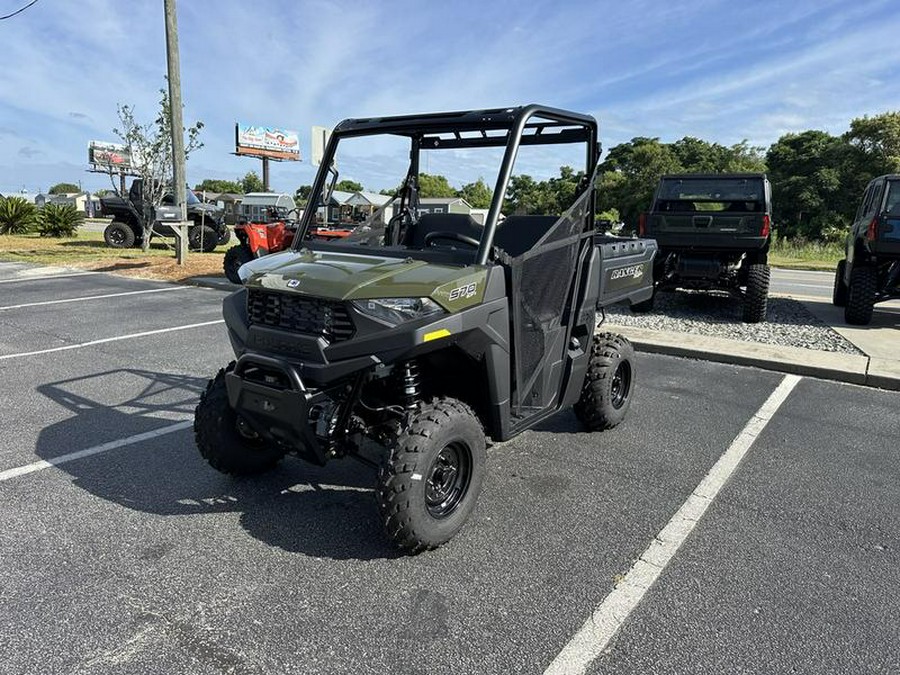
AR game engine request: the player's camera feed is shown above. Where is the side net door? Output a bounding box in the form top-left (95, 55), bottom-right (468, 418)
top-left (498, 188), bottom-right (593, 419)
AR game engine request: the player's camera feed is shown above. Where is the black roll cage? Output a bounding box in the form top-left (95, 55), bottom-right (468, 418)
top-left (292, 104), bottom-right (600, 266)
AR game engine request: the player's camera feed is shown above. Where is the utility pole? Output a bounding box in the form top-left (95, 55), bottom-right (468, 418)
top-left (164, 0), bottom-right (188, 264)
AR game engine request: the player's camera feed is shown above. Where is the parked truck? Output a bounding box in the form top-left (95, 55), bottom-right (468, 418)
top-left (99, 179), bottom-right (230, 252)
top-left (639, 173), bottom-right (772, 322)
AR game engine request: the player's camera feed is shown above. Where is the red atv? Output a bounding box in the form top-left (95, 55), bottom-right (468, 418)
top-left (223, 210), bottom-right (355, 283)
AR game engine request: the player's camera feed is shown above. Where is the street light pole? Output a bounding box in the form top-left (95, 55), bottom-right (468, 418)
top-left (164, 0), bottom-right (188, 264)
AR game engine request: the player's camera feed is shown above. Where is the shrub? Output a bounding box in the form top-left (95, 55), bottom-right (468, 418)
top-left (37, 202), bottom-right (84, 237)
top-left (0, 196), bottom-right (39, 234)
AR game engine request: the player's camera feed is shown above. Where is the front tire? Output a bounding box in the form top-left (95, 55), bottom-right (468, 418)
top-left (104, 220), bottom-right (136, 249)
top-left (223, 244), bottom-right (254, 284)
top-left (194, 366), bottom-right (286, 475)
top-left (844, 264), bottom-right (876, 325)
top-left (377, 398), bottom-right (486, 554)
top-left (832, 259), bottom-right (848, 307)
top-left (217, 226), bottom-right (232, 246)
top-left (574, 332), bottom-right (635, 431)
top-left (189, 224), bottom-right (219, 252)
top-left (742, 263), bottom-right (770, 323)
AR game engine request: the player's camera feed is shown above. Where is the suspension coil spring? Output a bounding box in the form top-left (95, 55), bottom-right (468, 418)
top-left (399, 360), bottom-right (421, 410)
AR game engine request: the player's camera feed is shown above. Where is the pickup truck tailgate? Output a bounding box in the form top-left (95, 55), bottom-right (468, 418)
top-left (646, 212), bottom-right (769, 250)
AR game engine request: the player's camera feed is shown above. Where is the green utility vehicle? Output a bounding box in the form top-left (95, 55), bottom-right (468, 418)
top-left (639, 173), bottom-right (772, 322)
top-left (194, 105), bottom-right (657, 553)
top-left (833, 174), bottom-right (900, 324)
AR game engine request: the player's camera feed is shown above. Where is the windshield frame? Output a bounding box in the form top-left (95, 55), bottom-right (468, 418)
top-left (291, 105), bottom-right (599, 265)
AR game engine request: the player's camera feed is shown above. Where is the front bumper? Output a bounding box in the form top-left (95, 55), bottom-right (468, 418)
top-left (224, 353), bottom-right (330, 464)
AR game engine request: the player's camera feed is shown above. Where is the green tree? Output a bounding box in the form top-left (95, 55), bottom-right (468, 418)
top-left (111, 87), bottom-right (204, 251)
top-left (841, 111), bottom-right (900, 216)
top-left (670, 137), bottom-right (766, 174)
top-left (335, 179), bottom-right (363, 193)
top-left (723, 140), bottom-right (767, 173)
top-left (0, 196), bottom-right (39, 234)
top-left (845, 111), bottom-right (900, 172)
top-left (597, 137), bottom-right (683, 227)
top-left (48, 182), bottom-right (80, 195)
top-left (458, 178), bottom-right (493, 209)
top-left (294, 185), bottom-right (312, 209)
top-left (195, 178), bottom-right (243, 194)
top-left (241, 171), bottom-right (265, 193)
top-left (417, 173), bottom-right (457, 198)
top-left (766, 130), bottom-right (849, 239)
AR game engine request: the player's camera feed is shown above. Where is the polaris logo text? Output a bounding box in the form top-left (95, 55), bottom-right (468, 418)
top-left (448, 282), bottom-right (478, 301)
top-left (609, 265), bottom-right (645, 281)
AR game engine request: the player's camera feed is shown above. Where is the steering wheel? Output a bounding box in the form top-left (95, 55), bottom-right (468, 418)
top-left (424, 231), bottom-right (480, 248)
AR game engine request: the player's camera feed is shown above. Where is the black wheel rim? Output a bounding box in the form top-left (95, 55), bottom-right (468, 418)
top-left (110, 228), bottom-right (125, 244)
top-left (610, 360), bottom-right (632, 410)
top-left (425, 442), bottom-right (472, 519)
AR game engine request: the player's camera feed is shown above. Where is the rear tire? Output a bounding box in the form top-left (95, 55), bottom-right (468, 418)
top-left (104, 220), bottom-right (136, 249)
top-left (217, 226), bottom-right (232, 246)
top-left (377, 397), bottom-right (485, 554)
top-left (189, 224), bottom-right (219, 252)
top-left (574, 332), bottom-right (635, 431)
top-left (194, 366), bottom-right (286, 475)
top-left (224, 244), bottom-right (254, 284)
top-left (832, 259), bottom-right (848, 307)
top-left (742, 263), bottom-right (770, 323)
top-left (844, 264), bottom-right (877, 325)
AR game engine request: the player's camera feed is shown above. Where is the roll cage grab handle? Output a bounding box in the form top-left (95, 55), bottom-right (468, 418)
top-left (291, 104), bottom-right (600, 264)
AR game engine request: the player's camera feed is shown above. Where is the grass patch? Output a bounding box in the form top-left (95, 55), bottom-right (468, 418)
top-left (769, 238), bottom-right (843, 271)
top-left (0, 230), bottom-right (229, 282)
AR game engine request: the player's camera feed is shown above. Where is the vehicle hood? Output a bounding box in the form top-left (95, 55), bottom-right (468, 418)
top-left (191, 202), bottom-right (222, 217)
top-left (242, 249), bottom-right (486, 309)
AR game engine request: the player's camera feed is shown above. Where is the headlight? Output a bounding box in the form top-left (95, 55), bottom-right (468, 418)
top-left (351, 297), bottom-right (444, 327)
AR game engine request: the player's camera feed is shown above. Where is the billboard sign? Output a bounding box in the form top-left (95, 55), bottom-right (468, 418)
top-left (88, 140), bottom-right (134, 171)
top-left (235, 123), bottom-right (300, 161)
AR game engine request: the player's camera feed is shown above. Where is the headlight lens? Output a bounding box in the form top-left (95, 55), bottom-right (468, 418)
top-left (351, 297), bottom-right (444, 326)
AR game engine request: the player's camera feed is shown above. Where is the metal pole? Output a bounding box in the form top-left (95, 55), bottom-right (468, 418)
top-left (262, 157), bottom-right (270, 191)
top-left (164, 0), bottom-right (188, 264)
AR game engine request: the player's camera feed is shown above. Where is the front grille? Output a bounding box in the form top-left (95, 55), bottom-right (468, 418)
top-left (247, 290), bottom-right (354, 342)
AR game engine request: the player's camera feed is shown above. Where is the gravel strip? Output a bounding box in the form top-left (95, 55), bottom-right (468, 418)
top-left (604, 291), bottom-right (863, 355)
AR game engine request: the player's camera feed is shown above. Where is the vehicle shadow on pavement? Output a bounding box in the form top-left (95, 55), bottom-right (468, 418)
top-left (34, 369), bottom-right (399, 561)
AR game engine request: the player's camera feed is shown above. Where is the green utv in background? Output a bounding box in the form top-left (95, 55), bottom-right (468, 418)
top-left (194, 105), bottom-right (657, 553)
top-left (638, 173), bottom-right (772, 322)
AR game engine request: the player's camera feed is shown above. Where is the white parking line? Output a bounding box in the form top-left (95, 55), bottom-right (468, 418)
top-left (0, 319), bottom-right (225, 360)
top-left (545, 373), bottom-right (802, 675)
top-left (0, 286), bottom-right (186, 311)
top-left (0, 271), bottom-right (102, 284)
top-left (0, 421), bottom-right (192, 482)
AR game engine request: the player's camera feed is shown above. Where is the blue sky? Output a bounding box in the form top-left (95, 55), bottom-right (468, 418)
top-left (2, 0), bottom-right (900, 196)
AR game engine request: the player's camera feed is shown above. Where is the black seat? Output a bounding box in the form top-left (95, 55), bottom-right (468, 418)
top-left (404, 213), bottom-right (483, 249)
top-left (492, 215), bottom-right (559, 257)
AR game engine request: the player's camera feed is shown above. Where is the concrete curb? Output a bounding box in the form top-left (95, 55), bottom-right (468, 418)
top-left (605, 324), bottom-right (900, 391)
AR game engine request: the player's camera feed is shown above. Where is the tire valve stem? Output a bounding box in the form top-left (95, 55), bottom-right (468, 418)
top-left (400, 360), bottom-right (421, 410)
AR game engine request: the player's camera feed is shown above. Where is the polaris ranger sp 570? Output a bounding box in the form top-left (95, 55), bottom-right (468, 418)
top-left (195, 105), bottom-right (657, 553)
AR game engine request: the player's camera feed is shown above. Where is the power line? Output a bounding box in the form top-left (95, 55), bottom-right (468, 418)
top-left (0, 0), bottom-right (39, 21)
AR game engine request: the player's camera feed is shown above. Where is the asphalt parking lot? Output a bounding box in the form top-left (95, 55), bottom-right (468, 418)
top-left (1, 262), bottom-right (898, 675)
